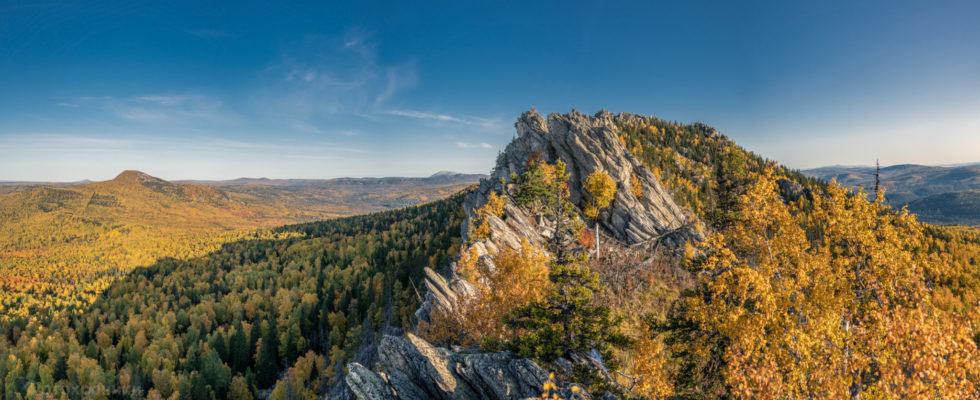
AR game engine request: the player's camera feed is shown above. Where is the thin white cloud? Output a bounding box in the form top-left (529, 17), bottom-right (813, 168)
top-left (257, 31), bottom-right (418, 122)
top-left (133, 95), bottom-right (188, 106)
top-left (94, 93), bottom-right (242, 126)
top-left (390, 110), bottom-right (471, 124)
top-left (388, 109), bottom-right (504, 130)
top-left (0, 133), bottom-right (366, 155)
top-left (455, 141), bottom-right (495, 150)
top-left (290, 121), bottom-right (326, 134)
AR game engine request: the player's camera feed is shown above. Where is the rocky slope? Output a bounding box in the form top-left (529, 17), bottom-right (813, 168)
top-left (416, 109), bottom-right (699, 322)
top-left (345, 110), bottom-right (699, 400)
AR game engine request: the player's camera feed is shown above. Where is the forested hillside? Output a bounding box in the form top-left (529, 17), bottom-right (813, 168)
top-left (0, 170), bottom-right (478, 324)
top-left (396, 110), bottom-right (980, 400)
top-left (197, 173), bottom-right (484, 218)
top-left (5, 110), bottom-right (980, 400)
top-left (613, 114), bottom-right (824, 222)
top-left (0, 190), bottom-right (466, 399)
top-left (614, 115), bottom-right (980, 397)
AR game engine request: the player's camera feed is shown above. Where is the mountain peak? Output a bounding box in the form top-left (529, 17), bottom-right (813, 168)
top-left (430, 170), bottom-right (460, 178)
top-left (112, 170), bottom-right (165, 184)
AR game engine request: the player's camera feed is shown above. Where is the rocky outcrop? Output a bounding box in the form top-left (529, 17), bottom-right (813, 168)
top-left (346, 333), bottom-right (606, 400)
top-left (351, 110), bottom-right (699, 399)
top-left (418, 109), bottom-right (699, 322)
top-left (465, 110), bottom-right (693, 245)
top-left (777, 178), bottom-right (813, 202)
top-left (345, 333), bottom-right (547, 400)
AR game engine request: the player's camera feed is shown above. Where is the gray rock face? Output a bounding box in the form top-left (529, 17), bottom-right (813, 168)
top-left (466, 109), bottom-right (692, 246)
top-left (346, 333), bottom-right (554, 400)
top-left (418, 109), bottom-right (699, 322)
top-left (777, 178), bottom-right (812, 202)
top-left (352, 110), bottom-right (698, 399)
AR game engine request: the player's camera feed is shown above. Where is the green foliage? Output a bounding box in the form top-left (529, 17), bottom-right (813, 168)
top-left (506, 262), bottom-right (630, 372)
top-left (512, 155), bottom-right (566, 215)
top-left (256, 317), bottom-right (280, 388)
top-left (0, 191), bottom-right (467, 399)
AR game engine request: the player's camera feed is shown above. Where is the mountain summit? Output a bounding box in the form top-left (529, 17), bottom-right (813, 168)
top-left (111, 169), bottom-right (165, 184)
top-left (347, 109), bottom-right (703, 399)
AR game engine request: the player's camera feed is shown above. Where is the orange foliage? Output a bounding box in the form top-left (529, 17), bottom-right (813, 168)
top-left (420, 239), bottom-right (550, 346)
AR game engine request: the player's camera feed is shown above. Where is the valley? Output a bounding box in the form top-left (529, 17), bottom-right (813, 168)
top-left (805, 164), bottom-right (980, 226)
top-left (0, 170), bottom-right (481, 322)
top-left (3, 110), bottom-right (979, 399)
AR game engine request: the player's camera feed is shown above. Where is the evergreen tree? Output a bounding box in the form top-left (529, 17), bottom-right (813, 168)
top-left (248, 321), bottom-right (261, 366)
top-left (256, 317), bottom-right (280, 388)
top-left (230, 322), bottom-right (249, 373)
top-left (200, 349), bottom-right (231, 397)
top-left (506, 262), bottom-right (629, 370)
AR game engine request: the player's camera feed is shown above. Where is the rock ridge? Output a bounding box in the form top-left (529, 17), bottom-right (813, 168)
top-left (417, 109), bottom-right (699, 322)
top-left (347, 109), bottom-right (701, 400)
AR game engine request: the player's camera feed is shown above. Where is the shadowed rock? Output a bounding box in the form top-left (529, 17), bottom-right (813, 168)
top-left (346, 333), bottom-right (601, 400)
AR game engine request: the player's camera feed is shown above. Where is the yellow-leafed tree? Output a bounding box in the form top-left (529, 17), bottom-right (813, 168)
top-left (420, 239), bottom-right (551, 347)
top-left (654, 169), bottom-right (980, 399)
top-left (584, 171), bottom-right (616, 257)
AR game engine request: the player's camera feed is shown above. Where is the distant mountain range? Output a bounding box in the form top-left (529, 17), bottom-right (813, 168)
top-left (0, 169), bottom-right (484, 319)
top-left (804, 164), bottom-right (980, 226)
top-left (180, 171), bottom-right (486, 216)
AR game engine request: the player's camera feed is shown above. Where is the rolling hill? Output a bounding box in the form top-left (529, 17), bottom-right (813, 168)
top-left (189, 172), bottom-right (486, 218)
top-left (0, 170), bottom-right (482, 321)
top-left (906, 190), bottom-right (980, 226)
top-left (804, 164), bottom-right (980, 225)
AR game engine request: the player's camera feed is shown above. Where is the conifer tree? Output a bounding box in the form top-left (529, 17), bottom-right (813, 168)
top-left (506, 261), bottom-right (629, 372)
top-left (256, 317), bottom-right (280, 388)
top-left (230, 322), bottom-right (249, 374)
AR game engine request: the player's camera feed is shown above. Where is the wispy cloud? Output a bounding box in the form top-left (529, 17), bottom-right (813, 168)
top-left (455, 141), bottom-right (494, 149)
top-left (133, 95), bottom-right (189, 106)
top-left (73, 93), bottom-right (245, 126)
top-left (390, 110), bottom-right (471, 124)
top-left (257, 30), bottom-right (418, 127)
top-left (388, 109), bottom-right (505, 131)
top-left (0, 133), bottom-right (366, 155)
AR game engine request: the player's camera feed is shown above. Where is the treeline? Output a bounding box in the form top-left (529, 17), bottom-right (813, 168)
top-left (0, 191), bottom-right (466, 400)
top-left (616, 117), bottom-right (824, 222)
top-left (422, 115), bottom-right (980, 399)
top-left (617, 116), bottom-right (980, 398)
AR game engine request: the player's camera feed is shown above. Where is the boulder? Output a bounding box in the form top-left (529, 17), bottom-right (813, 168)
top-left (346, 333), bottom-right (611, 400)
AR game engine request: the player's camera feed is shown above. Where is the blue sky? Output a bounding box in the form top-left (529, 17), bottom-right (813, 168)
top-left (1, 1), bottom-right (979, 181)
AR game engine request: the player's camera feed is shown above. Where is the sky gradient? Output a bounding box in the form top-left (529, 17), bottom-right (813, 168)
top-left (2, 0), bottom-right (979, 181)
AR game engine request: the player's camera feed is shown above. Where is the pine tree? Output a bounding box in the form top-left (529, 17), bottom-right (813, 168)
top-left (248, 320), bottom-right (261, 365)
top-left (230, 322), bottom-right (249, 373)
top-left (256, 317), bottom-right (280, 388)
top-left (506, 261), bottom-right (629, 370)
